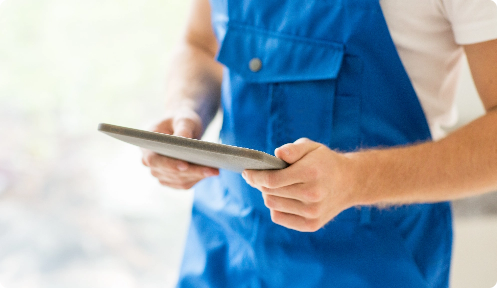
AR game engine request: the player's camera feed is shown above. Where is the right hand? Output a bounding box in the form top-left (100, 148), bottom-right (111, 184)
top-left (141, 110), bottom-right (220, 189)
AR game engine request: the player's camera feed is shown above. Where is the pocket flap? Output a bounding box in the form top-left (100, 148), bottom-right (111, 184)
top-left (217, 24), bottom-right (345, 83)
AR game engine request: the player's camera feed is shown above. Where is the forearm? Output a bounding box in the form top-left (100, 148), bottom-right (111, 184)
top-left (164, 43), bottom-right (222, 132)
top-left (357, 108), bottom-right (497, 206)
top-left (143, 37), bottom-right (223, 188)
top-left (242, 40), bottom-right (497, 232)
top-left (162, 0), bottom-right (222, 136)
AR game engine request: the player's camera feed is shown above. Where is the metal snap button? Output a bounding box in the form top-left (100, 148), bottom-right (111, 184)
top-left (249, 58), bottom-right (262, 72)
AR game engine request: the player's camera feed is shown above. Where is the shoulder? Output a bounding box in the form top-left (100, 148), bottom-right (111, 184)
top-left (380, 0), bottom-right (497, 45)
top-left (440, 0), bottom-right (497, 44)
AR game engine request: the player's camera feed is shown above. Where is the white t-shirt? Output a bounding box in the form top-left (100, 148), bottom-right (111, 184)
top-left (380, 0), bottom-right (497, 140)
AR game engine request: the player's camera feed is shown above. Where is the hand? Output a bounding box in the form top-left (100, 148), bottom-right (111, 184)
top-left (242, 138), bottom-right (363, 232)
top-left (141, 109), bottom-right (219, 189)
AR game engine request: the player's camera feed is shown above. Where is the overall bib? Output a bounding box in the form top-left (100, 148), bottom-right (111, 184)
top-left (177, 1), bottom-right (453, 287)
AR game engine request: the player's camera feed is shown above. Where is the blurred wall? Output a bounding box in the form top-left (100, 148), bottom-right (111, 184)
top-left (451, 60), bottom-right (497, 217)
top-left (0, 1), bottom-right (194, 287)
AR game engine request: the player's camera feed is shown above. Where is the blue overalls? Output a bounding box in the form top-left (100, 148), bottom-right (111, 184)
top-left (177, 1), bottom-right (453, 287)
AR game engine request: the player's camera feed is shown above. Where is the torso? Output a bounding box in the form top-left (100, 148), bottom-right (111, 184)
top-left (380, 0), bottom-right (497, 139)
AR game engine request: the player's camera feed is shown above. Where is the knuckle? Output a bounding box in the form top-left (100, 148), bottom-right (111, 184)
top-left (166, 159), bottom-right (186, 173)
top-left (304, 189), bottom-right (321, 202)
top-left (199, 167), bottom-right (214, 178)
top-left (263, 173), bottom-right (276, 188)
top-left (315, 142), bottom-right (325, 149)
top-left (302, 204), bottom-right (321, 218)
top-left (263, 194), bottom-right (276, 209)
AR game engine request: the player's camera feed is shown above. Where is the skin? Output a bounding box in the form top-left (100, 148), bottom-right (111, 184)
top-left (142, 0), bottom-right (222, 189)
top-left (244, 39), bottom-right (497, 232)
top-left (143, 0), bottom-right (497, 232)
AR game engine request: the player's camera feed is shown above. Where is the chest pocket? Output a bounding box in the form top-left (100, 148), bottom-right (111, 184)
top-left (217, 24), bottom-right (359, 152)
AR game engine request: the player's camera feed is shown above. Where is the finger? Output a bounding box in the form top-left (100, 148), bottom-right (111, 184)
top-left (151, 166), bottom-right (218, 183)
top-left (142, 149), bottom-right (181, 168)
top-left (152, 159), bottom-right (219, 178)
top-left (259, 183), bottom-right (324, 203)
top-left (270, 210), bottom-right (321, 232)
top-left (143, 146), bottom-right (220, 175)
top-left (152, 119), bottom-right (174, 135)
top-left (151, 168), bottom-right (200, 182)
top-left (144, 151), bottom-right (188, 172)
top-left (243, 162), bottom-right (308, 189)
top-left (156, 174), bottom-right (203, 188)
top-left (173, 117), bottom-right (201, 139)
top-left (142, 154), bottom-right (149, 167)
top-left (243, 170), bottom-right (285, 189)
top-left (275, 138), bottom-right (321, 165)
top-left (154, 166), bottom-right (219, 188)
top-left (163, 162), bottom-right (219, 177)
top-left (142, 150), bottom-right (187, 171)
top-left (145, 150), bottom-right (219, 176)
top-left (158, 179), bottom-right (199, 190)
top-left (263, 193), bottom-right (321, 219)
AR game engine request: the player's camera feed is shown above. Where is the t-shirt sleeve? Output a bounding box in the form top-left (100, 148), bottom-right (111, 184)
top-left (442, 0), bottom-right (497, 45)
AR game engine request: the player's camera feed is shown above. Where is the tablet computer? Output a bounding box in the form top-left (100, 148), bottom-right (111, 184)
top-left (98, 123), bottom-right (289, 172)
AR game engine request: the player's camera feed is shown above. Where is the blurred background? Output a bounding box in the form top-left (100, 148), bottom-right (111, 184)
top-left (0, 0), bottom-right (496, 287)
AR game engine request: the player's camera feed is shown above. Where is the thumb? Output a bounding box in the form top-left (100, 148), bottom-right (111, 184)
top-left (275, 138), bottom-right (321, 165)
top-left (172, 117), bottom-right (201, 139)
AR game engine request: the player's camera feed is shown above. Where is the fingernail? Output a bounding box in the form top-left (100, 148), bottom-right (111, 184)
top-left (177, 162), bottom-right (188, 171)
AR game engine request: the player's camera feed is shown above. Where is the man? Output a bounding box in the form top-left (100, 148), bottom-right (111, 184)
top-left (142, 0), bottom-right (497, 286)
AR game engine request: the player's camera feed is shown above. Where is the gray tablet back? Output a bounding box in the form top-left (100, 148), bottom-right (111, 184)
top-left (98, 123), bottom-right (288, 172)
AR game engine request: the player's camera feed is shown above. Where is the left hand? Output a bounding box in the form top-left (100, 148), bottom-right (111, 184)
top-left (242, 138), bottom-right (364, 232)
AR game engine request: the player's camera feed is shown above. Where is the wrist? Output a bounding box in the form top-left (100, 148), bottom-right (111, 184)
top-left (345, 150), bottom-right (385, 206)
